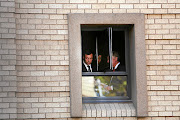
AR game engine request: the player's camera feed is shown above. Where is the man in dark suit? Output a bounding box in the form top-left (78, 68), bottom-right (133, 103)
top-left (82, 50), bottom-right (96, 72)
top-left (106, 51), bottom-right (125, 71)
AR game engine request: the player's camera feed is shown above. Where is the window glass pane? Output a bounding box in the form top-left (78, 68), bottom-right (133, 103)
top-left (82, 76), bottom-right (127, 97)
top-left (81, 25), bottom-right (126, 72)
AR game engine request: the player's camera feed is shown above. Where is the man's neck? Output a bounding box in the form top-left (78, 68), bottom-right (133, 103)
top-left (113, 61), bottom-right (119, 68)
top-left (114, 62), bottom-right (120, 69)
top-left (83, 61), bottom-right (90, 66)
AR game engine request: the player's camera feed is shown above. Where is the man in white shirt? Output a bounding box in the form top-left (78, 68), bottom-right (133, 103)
top-left (107, 51), bottom-right (125, 71)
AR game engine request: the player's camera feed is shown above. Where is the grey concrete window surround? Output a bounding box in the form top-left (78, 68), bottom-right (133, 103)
top-left (68, 13), bottom-right (147, 117)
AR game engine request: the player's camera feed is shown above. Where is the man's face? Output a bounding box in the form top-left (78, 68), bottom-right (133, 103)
top-left (107, 56), bottom-right (118, 67)
top-left (84, 54), bottom-right (93, 65)
top-left (112, 56), bottom-right (118, 67)
top-left (98, 55), bottom-right (102, 64)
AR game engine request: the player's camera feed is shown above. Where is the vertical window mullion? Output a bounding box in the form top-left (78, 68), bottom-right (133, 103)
top-left (108, 27), bottom-right (113, 70)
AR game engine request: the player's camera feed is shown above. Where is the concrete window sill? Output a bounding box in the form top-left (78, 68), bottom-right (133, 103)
top-left (82, 103), bottom-right (136, 117)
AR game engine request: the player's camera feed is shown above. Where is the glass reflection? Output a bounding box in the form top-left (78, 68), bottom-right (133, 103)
top-left (82, 76), bottom-right (127, 97)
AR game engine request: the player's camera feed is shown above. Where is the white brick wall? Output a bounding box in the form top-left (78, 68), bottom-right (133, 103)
top-left (0, 0), bottom-right (16, 119)
top-left (0, 0), bottom-right (179, 119)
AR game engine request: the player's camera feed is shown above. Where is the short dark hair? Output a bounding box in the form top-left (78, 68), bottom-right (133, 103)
top-left (112, 51), bottom-right (120, 61)
top-left (83, 49), bottom-right (93, 56)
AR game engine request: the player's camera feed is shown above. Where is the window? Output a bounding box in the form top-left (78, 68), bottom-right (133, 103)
top-left (68, 14), bottom-right (147, 117)
top-left (81, 25), bottom-right (131, 102)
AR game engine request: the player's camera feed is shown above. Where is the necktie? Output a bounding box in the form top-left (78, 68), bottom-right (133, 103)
top-left (113, 67), bottom-right (115, 72)
top-left (87, 65), bottom-right (91, 72)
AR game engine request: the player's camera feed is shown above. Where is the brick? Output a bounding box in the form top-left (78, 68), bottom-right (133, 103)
top-left (159, 112), bottom-right (172, 116)
top-left (42, 0), bottom-right (55, 3)
top-left (141, 9), bottom-right (154, 13)
top-left (24, 108), bottom-right (38, 113)
top-left (37, 56), bottom-right (50, 60)
top-left (1, 23), bottom-right (15, 28)
top-left (112, 0), bottom-right (125, 3)
top-left (28, 9), bottom-right (42, 13)
top-left (165, 96), bottom-right (179, 100)
top-left (50, 15), bottom-right (63, 19)
top-left (37, 66), bottom-right (50, 70)
top-left (56, 0), bottom-right (70, 3)
top-left (49, 4), bottom-right (63, 8)
top-left (35, 4), bottom-right (48, 8)
top-left (165, 86), bottom-right (178, 90)
top-left (31, 61), bottom-right (45, 65)
top-left (127, 9), bottom-right (140, 13)
top-left (39, 108), bottom-right (52, 113)
top-left (43, 19), bottom-right (56, 24)
top-left (168, 9), bottom-right (180, 13)
top-left (53, 108), bottom-right (67, 112)
top-left (120, 4), bottom-right (133, 8)
top-left (163, 45), bottom-right (176, 49)
top-left (71, 9), bottom-right (85, 13)
top-left (43, 9), bottom-right (56, 14)
top-left (46, 103), bottom-right (60, 107)
top-left (57, 9), bottom-right (70, 14)
top-left (99, 9), bottom-right (113, 13)
top-left (45, 71), bottom-right (58, 76)
top-left (31, 71), bottom-right (44, 76)
top-left (157, 81), bottom-right (170, 85)
top-left (29, 30), bottom-right (43, 34)
top-left (45, 50), bottom-right (59, 55)
top-left (106, 4), bottom-right (119, 8)
top-left (163, 35), bottom-right (176, 39)
top-left (156, 30), bottom-right (169, 34)
top-left (92, 4), bottom-right (105, 9)
top-left (162, 4), bottom-right (175, 8)
top-left (155, 9), bottom-right (168, 14)
top-left (151, 106), bottom-right (165, 111)
top-left (0, 103), bottom-right (9, 108)
top-left (0, 7), bottom-right (8, 12)
top-left (36, 35), bottom-right (51, 40)
top-left (151, 86), bottom-right (164, 90)
top-left (32, 114), bottom-right (45, 118)
top-left (24, 98), bottom-right (38, 102)
top-left (70, 0), bottom-right (84, 3)
top-left (148, 4), bottom-right (161, 8)
top-left (22, 56), bottom-right (36, 60)
top-left (20, 3), bottom-right (34, 8)
top-left (46, 113), bottom-right (60, 118)
top-left (28, 0), bottom-right (41, 3)
top-left (98, 0), bottom-right (111, 3)
top-left (78, 4), bottom-right (91, 8)
top-left (32, 103), bottom-right (45, 107)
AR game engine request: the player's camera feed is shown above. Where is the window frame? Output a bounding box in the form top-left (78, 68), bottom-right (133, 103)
top-left (68, 13), bottom-right (147, 117)
top-left (81, 25), bottom-right (131, 102)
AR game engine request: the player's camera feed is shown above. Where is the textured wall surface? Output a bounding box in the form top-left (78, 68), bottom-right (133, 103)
top-left (0, 0), bottom-right (17, 119)
top-left (0, 0), bottom-right (180, 119)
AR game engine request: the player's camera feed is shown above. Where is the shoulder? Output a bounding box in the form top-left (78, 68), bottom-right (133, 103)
top-left (116, 64), bottom-right (125, 71)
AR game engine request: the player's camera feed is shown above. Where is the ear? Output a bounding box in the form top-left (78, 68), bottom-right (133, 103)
top-left (115, 57), bottom-right (118, 61)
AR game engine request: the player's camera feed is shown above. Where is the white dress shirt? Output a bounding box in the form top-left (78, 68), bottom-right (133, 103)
top-left (114, 62), bottom-right (120, 70)
top-left (83, 61), bottom-right (92, 72)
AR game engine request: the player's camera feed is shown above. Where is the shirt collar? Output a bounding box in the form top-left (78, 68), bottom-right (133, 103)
top-left (83, 61), bottom-right (91, 67)
top-left (114, 62), bottom-right (120, 69)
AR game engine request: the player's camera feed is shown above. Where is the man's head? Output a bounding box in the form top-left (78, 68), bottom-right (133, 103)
top-left (83, 50), bottom-right (93, 65)
top-left (98, 55), bottom-right (102, 64)
top-left (107, 51), bottom-right (120, 67)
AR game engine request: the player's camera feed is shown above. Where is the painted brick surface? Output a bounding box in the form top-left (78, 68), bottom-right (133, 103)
top-left (0, 0), bottom-right (180, 119)
top-left (0, 0), bottom-right (17, 119)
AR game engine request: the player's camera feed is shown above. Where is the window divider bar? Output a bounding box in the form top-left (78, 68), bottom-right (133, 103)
top-left (82, 72), bottom-right (128, 76)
